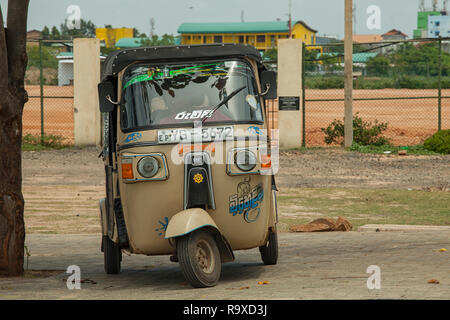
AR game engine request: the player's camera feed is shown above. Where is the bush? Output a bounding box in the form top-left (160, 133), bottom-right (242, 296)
top-left (397, 76), bottom-right (428, 89)
top-left (423, 130), bottom-right (450, 154)
top-left (357, 78), bottom-right (396, 89)
top-left (322, 113), bottom-right (390, 146)
top-left (306, 77), bottom-right (344, 89)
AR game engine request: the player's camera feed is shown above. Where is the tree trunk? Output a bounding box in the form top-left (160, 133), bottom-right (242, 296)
top-left (0, 97), bottom-right (26, 276)
top-left (0, 0), bottom-right (30, 276)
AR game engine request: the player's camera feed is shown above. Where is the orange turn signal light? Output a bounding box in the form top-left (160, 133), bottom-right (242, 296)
top-left (260, 154), bottom-right (271, 169)
top-left (121, 160), bottom-right (134, 180)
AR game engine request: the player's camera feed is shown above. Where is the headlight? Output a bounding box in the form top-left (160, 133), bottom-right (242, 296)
top-left (235, 150), bottom-right (257, 172)
top-left (137, 156), bottom-right (159, 178)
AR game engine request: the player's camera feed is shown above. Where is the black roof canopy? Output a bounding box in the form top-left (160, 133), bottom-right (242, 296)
top-left (101, 43), bottom-right (263, 81)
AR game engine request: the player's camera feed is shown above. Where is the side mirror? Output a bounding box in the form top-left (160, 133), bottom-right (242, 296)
top-left (260, 71), bottom-right (277, 100)
top-left (98, 81), bottom-right (117, 113)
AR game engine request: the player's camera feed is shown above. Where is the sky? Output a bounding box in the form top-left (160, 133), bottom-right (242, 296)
top-left (0, 0), bottom-right (432, 39)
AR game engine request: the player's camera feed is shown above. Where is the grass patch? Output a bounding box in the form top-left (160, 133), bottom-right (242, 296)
top-left (305, 76), bottom-right (450, 89)
top-left (22, 134), bottom-right (71, 151)
top-left (277, 187), bottom-right (450, 232)
top-left (349, 143), bottom-right (442, 155)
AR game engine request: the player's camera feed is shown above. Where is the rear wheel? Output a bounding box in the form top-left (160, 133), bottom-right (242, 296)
top-left (103, 235), bottom-right (121, 274)
top-left (177, 229), bottom-right (221, 288)
top-left (259, 230), bottom-right (278, 265)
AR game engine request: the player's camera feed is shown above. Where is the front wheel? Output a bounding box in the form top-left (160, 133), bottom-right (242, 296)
top-left (259, 230), bottom-right (278, 265)
top-left (177, 229), bottom-right (221, 288)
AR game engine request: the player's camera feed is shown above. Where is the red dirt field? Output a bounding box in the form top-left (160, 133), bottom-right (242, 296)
top-left (23, 85), bottom-right (74, 144)
top-left (266, 88), bottom-right (450, 146)
top-left (23, 86), bottom-right (450, 147)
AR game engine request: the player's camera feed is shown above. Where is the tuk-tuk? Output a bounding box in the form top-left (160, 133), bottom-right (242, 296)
top-left (97, 43), bottom-right (278, 287)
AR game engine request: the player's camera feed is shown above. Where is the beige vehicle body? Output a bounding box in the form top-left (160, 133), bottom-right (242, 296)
top-left (98, 44), bottom-right (278, 286)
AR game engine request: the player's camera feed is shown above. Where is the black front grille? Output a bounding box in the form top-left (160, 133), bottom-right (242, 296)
top-left (184, 152), bottom-right (215, 210)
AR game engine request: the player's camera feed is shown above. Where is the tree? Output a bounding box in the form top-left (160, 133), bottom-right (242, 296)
top-left (159, 34), bottom-right (175, 45)
top-left (59, 18), bottom-right (96, 39)
top-left (26, 45), bottom-right (58, 69)
top-left (0, 0), bottom-right (30, 276)
top-left (303, 48), bottom-right (319, 72)
top-left (365, 55), bottom-right (390, 76)
top-left (262, 48), bottom-right (277, 61)
top-left (41, 26), bottom-right (50, 40)
top-left (133, 28), bottom-right (146, 38)
top-left (391, 42), bottom-right (450, 77)
top-left (50, 26), bottom-right (61, 40)
top-left (140, 34), bottom-right (175, 46)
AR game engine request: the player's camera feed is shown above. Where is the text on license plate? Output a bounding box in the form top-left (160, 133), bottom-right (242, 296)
top-left (157, 126), bottom-right (234, 144)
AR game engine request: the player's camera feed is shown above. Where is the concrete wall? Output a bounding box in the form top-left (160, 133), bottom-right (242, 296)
top-left (74, 38), bottom-right (101, 146)
top-left (277, 39), bottom-right (303, 149)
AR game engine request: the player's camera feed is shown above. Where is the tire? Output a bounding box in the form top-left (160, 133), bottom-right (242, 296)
top-left (259, 230), bottom-right (278, 265)
top-left (103, 235), bottom-right (121, 274)
top-left (177, 229), bottom-right (221, 288)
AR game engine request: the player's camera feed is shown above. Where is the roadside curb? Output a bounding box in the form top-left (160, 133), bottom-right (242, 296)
top-left (359, 224), bottom-right (450, 232)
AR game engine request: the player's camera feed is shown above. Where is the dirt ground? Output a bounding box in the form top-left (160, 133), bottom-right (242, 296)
top-left (21, 147), bottom-right (450, 234)
top-left (22, 86), bottom-right (450, 146)
top-left (277, 148), bottom-right (450, 189)
top-left (303, 89), bottom-right (450, 146)
top-left (1, 231), bottom-right (448, 300)
top-left (10, 148), bottom-right (449, 300)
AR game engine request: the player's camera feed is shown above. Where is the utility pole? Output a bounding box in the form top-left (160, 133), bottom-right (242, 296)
top-left (344, 0), bottom-right (353, 147)
top-left (288, 0), bottom-right (292, 38)
top-left (419, 0), bottom-right (425, 12)
top-left (150, 18), bottom-right (155, 38)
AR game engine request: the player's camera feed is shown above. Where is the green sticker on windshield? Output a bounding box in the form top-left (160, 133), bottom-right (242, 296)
top-left (123, 62), bottom-right (229, 89)
top-left (124, 74), bottom-right (152, 89)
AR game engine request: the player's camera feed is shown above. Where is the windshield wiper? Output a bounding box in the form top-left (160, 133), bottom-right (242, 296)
top-left (202, 85), bottom-right (246, 124)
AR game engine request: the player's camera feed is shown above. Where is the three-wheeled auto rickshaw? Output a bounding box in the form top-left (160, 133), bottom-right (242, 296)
top-left (97, 43), bottom-right (278, 287)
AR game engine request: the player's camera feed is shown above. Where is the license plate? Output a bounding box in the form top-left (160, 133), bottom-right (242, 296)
top-left (157, 126), bottom-right (234, 144)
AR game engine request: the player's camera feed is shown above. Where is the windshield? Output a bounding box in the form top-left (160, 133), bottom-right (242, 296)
top-left (120, 59), bottom-right (263, 131)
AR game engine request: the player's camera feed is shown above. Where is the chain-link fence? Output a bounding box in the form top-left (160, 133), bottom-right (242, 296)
top-left (22, 38), bottom-right (450, 148)
top-left (23, 40), bottom-right (74, 145)
top-left (303, 38), bottom-right (450, 147)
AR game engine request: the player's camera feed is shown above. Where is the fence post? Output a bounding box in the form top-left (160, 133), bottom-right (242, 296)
top-left (344, 0), bottom-right (353, 148)
top-left (438, 37), bottom-right (442, 132)
top-left (73, 38), bottom-right (101, 146)
top-left (277, 39), bottom-right (303, 149)
top-left (302, 42), bottom-right (306, 147)
top-left (39, 39), bottom-right (44, 144)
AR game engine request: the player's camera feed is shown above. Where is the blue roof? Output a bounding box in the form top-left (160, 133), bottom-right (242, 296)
top-left (56, 52), bottom-right (73, 58)
top-left (353, 52), bottom-right (378, 63)
top-left (178, 21), bottom-right (317, 34)
top-left (115, 37), bottom-right (147, 48)
top-left (317, 52), bottom-right (378, 63)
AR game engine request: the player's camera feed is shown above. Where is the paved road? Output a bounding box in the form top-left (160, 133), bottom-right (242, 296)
top-left (0, 231), bottom-right (448, 300)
